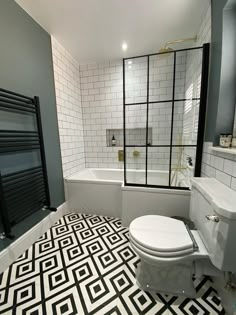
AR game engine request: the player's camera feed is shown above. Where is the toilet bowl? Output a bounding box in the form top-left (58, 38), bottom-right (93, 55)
top-left (129, 215), bottom-right (209, 297)
top-left (129, 178), bottom-right (236, 297)
top-left (130, 215), bottom-right (208, 263)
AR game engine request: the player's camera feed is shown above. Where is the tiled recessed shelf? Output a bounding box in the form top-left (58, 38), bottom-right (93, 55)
top-left (106, 128), bottom-right (152, 147)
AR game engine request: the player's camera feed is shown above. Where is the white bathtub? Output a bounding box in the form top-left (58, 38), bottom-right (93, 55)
top-left (65, 168), bottom-right (191, 226)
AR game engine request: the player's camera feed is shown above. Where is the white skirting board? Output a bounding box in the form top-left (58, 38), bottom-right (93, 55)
top-left (0, 202), bottom-right (69, 274)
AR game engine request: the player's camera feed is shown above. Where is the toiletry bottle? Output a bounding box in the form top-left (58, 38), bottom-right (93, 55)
top-left (112, 135), bottom-right (116, 146)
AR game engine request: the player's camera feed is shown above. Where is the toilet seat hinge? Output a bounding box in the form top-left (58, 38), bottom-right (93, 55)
top-left (185, 225), bottom-right (198, 251)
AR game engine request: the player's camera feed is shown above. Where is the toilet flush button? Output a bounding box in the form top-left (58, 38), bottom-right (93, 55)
top-left (205, 215), bottom-right (220, 223)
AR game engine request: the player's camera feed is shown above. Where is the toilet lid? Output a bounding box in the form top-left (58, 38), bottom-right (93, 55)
top-left (130, 215), bottom-right (193, 253)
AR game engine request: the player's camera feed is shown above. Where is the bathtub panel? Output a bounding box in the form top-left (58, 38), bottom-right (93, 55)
top-left (65, 168), bottom-right (190, 225)
top-left (66, 182), bottom-right (122, 218)
top-left (121, 186), bottom-right (190, 227)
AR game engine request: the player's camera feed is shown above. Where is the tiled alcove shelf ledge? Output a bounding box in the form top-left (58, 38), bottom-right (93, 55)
top-left (209, 146), bottom-right (236, 156)
top-left (106, 128), bottom-right (152, 147)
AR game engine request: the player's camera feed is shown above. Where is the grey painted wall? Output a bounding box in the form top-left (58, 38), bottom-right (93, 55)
top-left (216, 6), bottom-right (236, 141)
top-left (0, 0), bottom-right (64, 206)
top-left (205, 0), bottom-right (236, 143)
top-left (205, 0), bottom-right (227, 141)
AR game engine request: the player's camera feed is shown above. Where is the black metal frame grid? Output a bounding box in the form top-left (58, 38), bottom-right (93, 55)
top-left (123, 44), bottom-right (210, 190)
top-left (0, 88), bottom-right (54, 238)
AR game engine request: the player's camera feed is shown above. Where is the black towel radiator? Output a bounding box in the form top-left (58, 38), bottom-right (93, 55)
top-left (0, 88), bottom-right (56, 240)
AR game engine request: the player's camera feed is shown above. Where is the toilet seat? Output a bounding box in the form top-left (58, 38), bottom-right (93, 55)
top-left (129, 215), bottom-right (194, 257)
top-left (130, 234), bottom-right (194, 257)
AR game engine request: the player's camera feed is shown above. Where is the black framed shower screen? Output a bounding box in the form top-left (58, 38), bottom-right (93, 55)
top-left (123, 43), bottom-right (210, 190)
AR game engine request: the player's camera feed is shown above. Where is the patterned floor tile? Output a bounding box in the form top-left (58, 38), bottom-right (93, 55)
top-left (0, 213), bottom-right (225, 315)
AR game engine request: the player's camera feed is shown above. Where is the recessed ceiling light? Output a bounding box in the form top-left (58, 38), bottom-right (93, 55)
top-left (122, 42), bottom-right (128, 51)
top-left (128, 60), bottom-right (132, 65)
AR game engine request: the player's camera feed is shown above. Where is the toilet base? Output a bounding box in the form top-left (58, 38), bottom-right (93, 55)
top-left (136, 259), bottom-right (197, 298)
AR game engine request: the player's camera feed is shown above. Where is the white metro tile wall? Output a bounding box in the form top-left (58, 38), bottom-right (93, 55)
top-left (125, 58), bottom-right (147, 104)
top-left (181, 4), bottom-right (211, 178)
top-left (202, 142), bottom-right (236, 191)
top-left (149, 53), bottom-right (187, 102)
top-left (183, 4), bottom-right (211, 144)
top-left (80, 59), bottom-right (184, 170)
top-left (51, 37), bottom-right (85, 177)
top-left (79, 5), bottom-right (211, 171)
top-left (80, 60), bottom-right (124, 169)
top-left (51, 5), bottom-right (211, 175)
top-left (125, 54), bottom-right (187, 104)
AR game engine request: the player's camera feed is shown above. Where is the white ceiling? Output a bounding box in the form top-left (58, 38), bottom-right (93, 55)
top-left (16, 0), bottom-right (210, 64)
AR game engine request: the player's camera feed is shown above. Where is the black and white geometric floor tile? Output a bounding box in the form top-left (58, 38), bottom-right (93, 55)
top-left (0, 213), bottom-right (225, 315)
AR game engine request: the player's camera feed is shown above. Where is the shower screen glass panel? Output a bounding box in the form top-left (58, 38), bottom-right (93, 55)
top-left (125, 104), bottom-right (147, 146)
top-left (147, 147), bottom-right (170, 186)
top-left (149, 102), bottom-right (172, 146)
top-left (126, 147), bottom-right (146, 185)
top-left (123, 45), bottom-right (209, 189)
top-left (170, 147), bottom-right (197, 187)
top-left (174, 99), bottom-right (200, 146)
top-left (125, 57), bottom-right (148, 104)
top-left (149, 54), bottom-right (174, 102)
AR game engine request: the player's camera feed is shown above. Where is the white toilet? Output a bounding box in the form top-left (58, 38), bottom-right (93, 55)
top-left (129, 177), bottom-right (236, 297)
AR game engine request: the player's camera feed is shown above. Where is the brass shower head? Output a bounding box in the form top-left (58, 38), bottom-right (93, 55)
top-left (158, 46), bottom-right (173, 54)
top-left (158, 35), bottom-right (197, 56)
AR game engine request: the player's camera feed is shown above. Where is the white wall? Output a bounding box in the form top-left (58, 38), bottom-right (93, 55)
top-left (51, 37), bottom-right (85, 177)
top-left (196, 5), bottom-right (211, 47)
